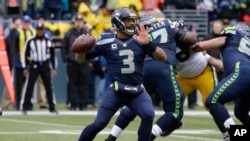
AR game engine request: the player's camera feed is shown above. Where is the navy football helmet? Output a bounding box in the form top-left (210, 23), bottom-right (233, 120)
top-left (234, 22), bottom-right (250, 39)
top-left (111, 7), bottom-right (137, 35)
top-left (139, 14), bottom-right (158, 28)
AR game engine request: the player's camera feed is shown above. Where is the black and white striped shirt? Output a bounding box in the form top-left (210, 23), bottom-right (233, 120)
top-left (24, 35), bottom-right (56, 69)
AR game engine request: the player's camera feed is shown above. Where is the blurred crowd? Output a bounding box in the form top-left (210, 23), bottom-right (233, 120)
top-left (1, 0), bottom-right (250, 38)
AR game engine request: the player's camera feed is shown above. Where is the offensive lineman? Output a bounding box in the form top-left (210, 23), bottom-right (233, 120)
top-left (192, 23), bottom-right (250, 141)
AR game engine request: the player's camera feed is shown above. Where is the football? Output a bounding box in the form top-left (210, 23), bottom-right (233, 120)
top-left (176, 31), bottom-right (197, 51)
top-left (71, 34), bottom-right (96, 53)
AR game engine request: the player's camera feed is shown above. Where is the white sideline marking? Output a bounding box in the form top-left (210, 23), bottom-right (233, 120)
top-left (0, 129), bottom-right (221, 141)
top-left (0, 110), bottom-right (234, 116)
top-left (0, 118), bottom-right (82, 128)
top-left (0, 111), bottom-right (225, 141)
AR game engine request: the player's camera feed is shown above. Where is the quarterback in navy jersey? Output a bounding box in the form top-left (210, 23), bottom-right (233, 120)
top-left (77, 7), bottom-right (166, 141)
top-left (105, 15), bottom-right (186, 141)
top-left (192, 23), bottom-right (250, 141)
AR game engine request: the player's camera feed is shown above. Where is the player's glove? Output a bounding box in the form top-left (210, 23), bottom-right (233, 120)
top-left (175, 19), bottom-right (185, 29)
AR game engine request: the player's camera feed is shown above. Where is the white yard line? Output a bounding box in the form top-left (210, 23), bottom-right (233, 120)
top-left (0, 128), bottom-right (221, 141)
top-left (0, 110), bottom-right (234, 116)
top-left (0, 111), bottom-right (226, 141)
top-left (0, 118), bottom-right (82, 128)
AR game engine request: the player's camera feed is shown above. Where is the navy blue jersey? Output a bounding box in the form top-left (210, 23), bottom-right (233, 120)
top-left (146, 19), bottom-right (177, 64)
top-left (220, 27), bottom-right (250, 75)
top-left (86, 33), bottom-right (149, 86)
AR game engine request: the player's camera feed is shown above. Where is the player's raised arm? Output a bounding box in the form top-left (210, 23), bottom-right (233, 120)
top-left (191, 37), bottom-right (226, 52)
top-left (135, 24), bottom-right (167, 61)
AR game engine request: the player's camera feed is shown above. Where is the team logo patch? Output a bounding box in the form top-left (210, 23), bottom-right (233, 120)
top-left (111, 43), bottom-right (117, 50)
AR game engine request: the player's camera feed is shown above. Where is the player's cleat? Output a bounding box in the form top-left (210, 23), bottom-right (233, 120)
top-left (105, 134), bottom-right (117, 141)
top-left (223, 132), bottom-right (230, 141)
top-left (160, 121), bottom-right (183, 136)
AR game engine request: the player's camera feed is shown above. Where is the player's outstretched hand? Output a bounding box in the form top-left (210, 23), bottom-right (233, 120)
top-left (191, 42), bottom-right (203, 52)
top-left (134, 24), bottom-right (149, 45)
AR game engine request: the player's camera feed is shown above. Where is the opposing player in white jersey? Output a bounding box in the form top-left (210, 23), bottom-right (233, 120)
top-left (176, 34), bottom-right (228, 138)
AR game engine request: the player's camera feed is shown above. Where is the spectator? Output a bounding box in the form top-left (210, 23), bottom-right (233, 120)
top-left (21, 22), bottom-right (58, 114)
top-left (94, 6), bottom-right (112, 37)
top-left (61, 0), bottom-right (71, 20)
top-left (185, 0), bottom-right (197, 9)
top-left (217, 0), bottom-right (241, 25)
top-left (115, 0), bottom-right (142, 11)
top-left (172, 0), bottom-right (187, 9)
top-left (1, 18), bottom-right (22, 110)
top-left (61, 14), bottom-right (90, 110)
top-left (196, 0), bottom-right (218, 21)
top-left (22, 0), bottom-right (42, 19)
top-left (43, 0), bottom-right (62, 20)
top-left (95, 56), bottom-right (107, 104)
top-left (13, 15), bottom-right (36, 111)
top-left (78, 1), bottom-right (99, 37)
top-left (141, 0), bottom-right (164, 10)
top-left (85, 0), bottom-right (106, 15)
top-left (87, 56), bottom-right (106, 109)
top-left (69, 0), bottom-right (82, 17)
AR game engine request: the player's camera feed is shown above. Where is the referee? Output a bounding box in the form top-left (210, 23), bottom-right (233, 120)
top-left (20, 22), bottom-right (58, 114)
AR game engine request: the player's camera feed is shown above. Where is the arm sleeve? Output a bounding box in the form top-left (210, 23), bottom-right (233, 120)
top-left (24, 40), bottom-right (31, 69)
top-left (50, 40), bottom-right (56, 69)
top-left (60, 33), bottom-right (68, 63)
top-left (85, 44), bottom-right (103, 60)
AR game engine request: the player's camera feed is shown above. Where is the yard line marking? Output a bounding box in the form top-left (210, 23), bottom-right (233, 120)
top-left (170, 134), bottom-right (221, 141)
top-left (0, 118), bottom-right (83, 129)
top-left (0, 110), bottom-right (232, 141)
top-left (0, 110), bottom-right (235, 116)
top-left (0, 129), bottom-right (220, 135)
top-left (0, 129), bottom-right (221, 141)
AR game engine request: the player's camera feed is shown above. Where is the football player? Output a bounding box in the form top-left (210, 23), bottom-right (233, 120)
top-left (192, 23), bottom-right (250, 141)
top-left (105, 14), bottom-right (226, 141)
top-left (76, 7), bottom-right (167, 141)
top-left (106, 14), bottom-right (188, 141)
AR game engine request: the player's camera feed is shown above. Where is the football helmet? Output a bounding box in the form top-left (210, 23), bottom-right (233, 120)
top-left (139, 14), bottom-right (158, 28)
top-left (111, 7), bottom-right (137, 35)
top-left (234, 22), bottom-right (250, 39)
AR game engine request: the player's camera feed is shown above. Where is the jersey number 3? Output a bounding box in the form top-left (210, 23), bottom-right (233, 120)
top-left (119, 49), bottom-right (135, 74)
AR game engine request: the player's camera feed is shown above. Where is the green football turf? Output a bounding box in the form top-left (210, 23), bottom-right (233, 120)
top-left (0, 103), bottom-right (238, 141)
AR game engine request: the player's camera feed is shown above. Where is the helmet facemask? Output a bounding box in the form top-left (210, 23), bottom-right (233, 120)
top-left (111, 7), bottom-right (137, 35)
top-left (139, 14), bottom-right (158, 28)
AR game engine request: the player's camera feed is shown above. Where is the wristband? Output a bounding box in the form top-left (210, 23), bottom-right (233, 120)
top-left (204, 54), bottom-right (211, 61)
top-left (145, 42), bottom-right (157, 53)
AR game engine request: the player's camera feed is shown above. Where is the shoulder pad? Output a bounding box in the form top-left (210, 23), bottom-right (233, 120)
top-left (221, 26), bottom-right (236, 35)
top-left (96, 33), bottom-right (116, 45)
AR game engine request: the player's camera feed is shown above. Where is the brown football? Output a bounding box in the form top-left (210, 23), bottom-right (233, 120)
top-left (176, 31), bottom-right (197, 51)
top-left (71, 34), bottom-right (96, 53)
